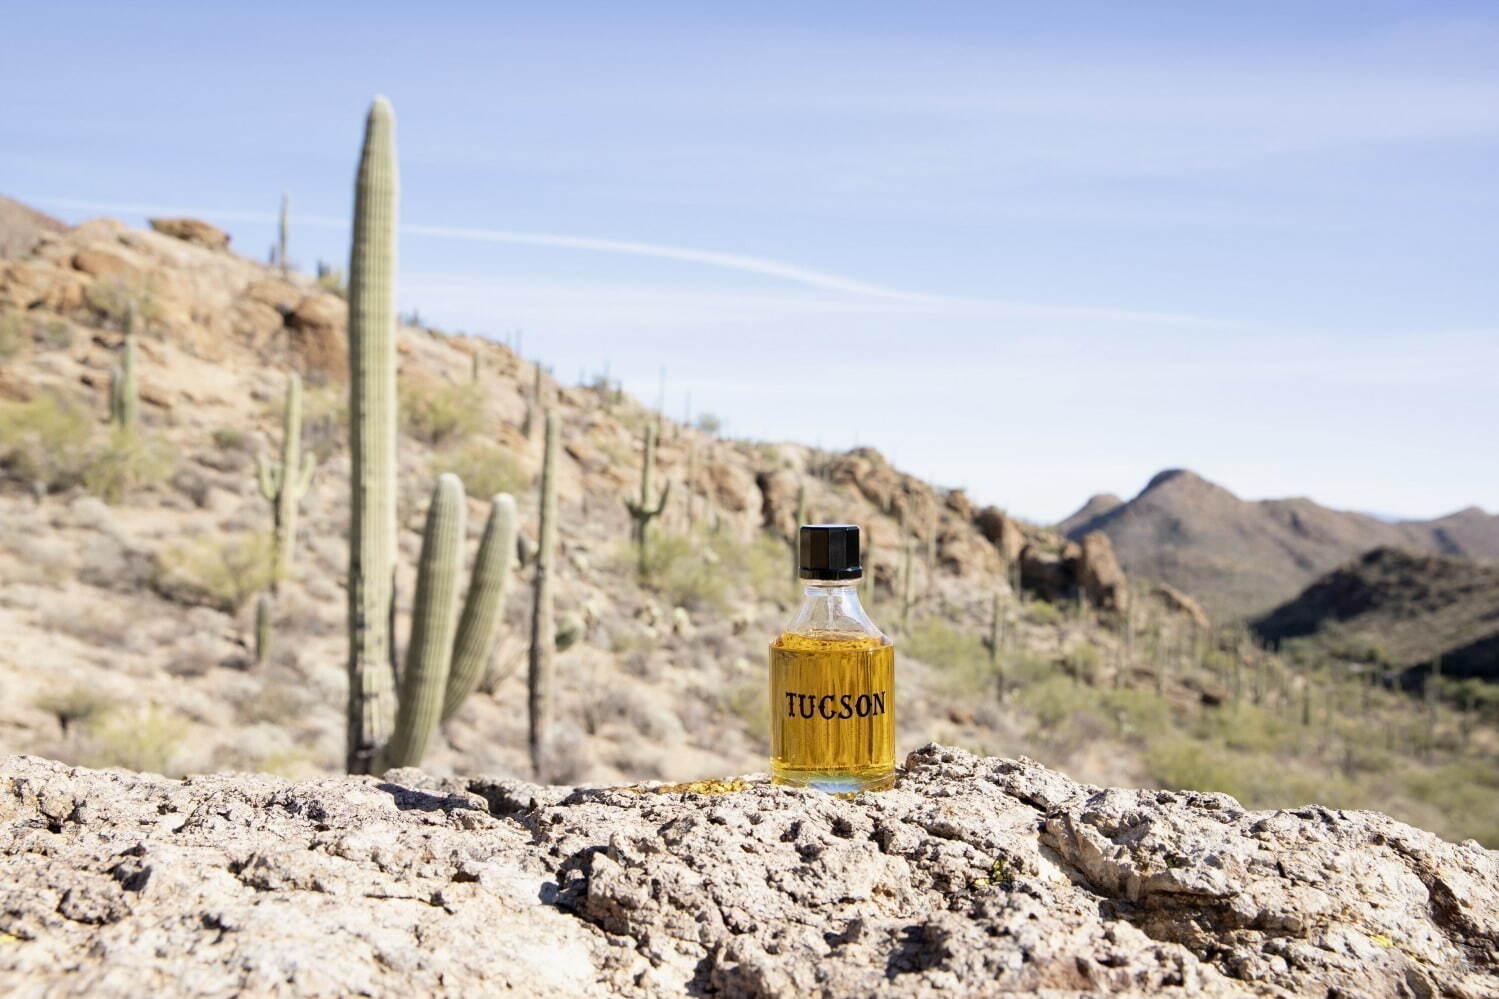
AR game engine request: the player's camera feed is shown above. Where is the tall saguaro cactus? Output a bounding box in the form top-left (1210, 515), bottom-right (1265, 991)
top-left (529, 411), bottom-right (559, 777)
top-left (257, 373), bottom-right (316, 587)
top-left (340, 97), bottom-right (517, 774)
top-left (625, 422), bottom-right (670, 576)
top-left (109, 304), bottom-right (140, 437)
top-left (346, 96), bottom-right (400, 775)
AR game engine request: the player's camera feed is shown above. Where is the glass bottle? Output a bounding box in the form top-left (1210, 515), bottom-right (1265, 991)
top-left (769, 524), bottom-right (896, 792)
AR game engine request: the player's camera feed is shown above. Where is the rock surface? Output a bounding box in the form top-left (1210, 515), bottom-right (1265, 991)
top-left (3, 745), bottom-right (1495, 998)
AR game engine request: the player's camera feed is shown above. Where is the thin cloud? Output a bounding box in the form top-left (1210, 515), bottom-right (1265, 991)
top-left (31, 196), bottom-right (1226, 327)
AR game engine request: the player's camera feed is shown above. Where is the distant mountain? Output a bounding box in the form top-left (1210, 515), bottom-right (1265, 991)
top-left (1059, 469), bottom-right (1499, 620)
top-left (1253, 547), bottom-right (1499, 684)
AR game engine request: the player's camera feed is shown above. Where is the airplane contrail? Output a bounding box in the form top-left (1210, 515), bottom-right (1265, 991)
top-left (29, 196), bottom-right (1225, 326)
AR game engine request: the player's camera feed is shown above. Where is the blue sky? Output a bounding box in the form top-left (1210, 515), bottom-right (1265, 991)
top-left (4, 2), bottom-right (1496, 521)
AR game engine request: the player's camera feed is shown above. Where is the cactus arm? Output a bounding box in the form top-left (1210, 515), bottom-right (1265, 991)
top-left (528, 412), bottom-right (558, 778)
top-left (295, 452), bottom-right (317, 496)
top-left (382, 474), bottom-right (466, 770)
top-left (442, 492), bottom-right (517, 722)
top-left (256, 453), bottom-right (282, 501)
top-left (346, 96), bottom-right (400, 774)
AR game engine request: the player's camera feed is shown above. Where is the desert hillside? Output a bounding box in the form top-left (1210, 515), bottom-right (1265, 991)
top-left (1255, 547), bottom-right (1499, 686)
top-left (1061, 469), bottom-right (1499, 621)
top-left (2, 203), bottom-right (1497, 845)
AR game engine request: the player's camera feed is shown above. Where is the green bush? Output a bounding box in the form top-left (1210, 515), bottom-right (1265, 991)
top-left (905, 617), bottom-right (995, 696)
top-left (82, 428), bottom-right (173, 503)
top-left (1027, 600), bottom-right (1061, 625)
top-left (85, 278), bottom-right (163, 328)
top-left (0, 310), bottom-right (25, 359)
top-left (35, 317), bottom-right (73, 350)
top-left (0, 394), bottom-right (94, 489)
top-left (154, 530), bottom-right (274, 613)
top-left (84, 705), bottom-right (188, 775)
top-left (211, 427), bottom-right (252, 452)
top-left (0, 395), bottom-right (170, 500)
top-left (636, 529), bottom-right (784, 612)
top-left (33, 686), bottom-right (112, 735)
top-left (1066, 642), bottom-right (1102, 683)
top-left (400, 380), bottom-right (485, 446)
top-left (432, 440), bottom-right (529, 497)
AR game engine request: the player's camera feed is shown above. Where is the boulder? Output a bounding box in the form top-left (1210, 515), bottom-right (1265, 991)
top-left (705, 458), bottom-right (757, 514)
top-left (239, 277), bottom-right (303, 313)
top-left (71, 247), bottom-right (141, 281)
top-left (0, 259), bottom-right (89, 312)
top-left (974, 505), bottom-right (1026, 563)
top-left (1019, 541), bottom-right (1081, 604)
top-left (284, 293), bottom-right (348, 377)
top-left (147, 217), bottom-right (230, 251)
top-left (1153, 581), bottom-right (1211, 631)
top-left (755, 468), bottom-right (802, 539)
top-left (1077, 530), bottom-right (1129, 613)
top-left (0, 196), bottom-right (68, 259)
top-left (1, 746), bottom-right (1494, 997)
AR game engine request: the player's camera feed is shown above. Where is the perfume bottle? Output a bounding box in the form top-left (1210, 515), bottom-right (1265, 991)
top-left (769, 524), bottom-right (896, 792)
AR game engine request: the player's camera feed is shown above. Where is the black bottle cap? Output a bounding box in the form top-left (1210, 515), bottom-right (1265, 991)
top-left (799, 524), bottom-right (861, 580)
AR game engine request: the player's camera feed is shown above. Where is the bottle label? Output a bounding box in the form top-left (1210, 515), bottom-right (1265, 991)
top-left (769, 637), bottom-right (895, 777)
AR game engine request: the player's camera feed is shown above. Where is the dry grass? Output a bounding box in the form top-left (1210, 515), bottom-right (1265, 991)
top-left (153, 530), bottom-right (274, 613)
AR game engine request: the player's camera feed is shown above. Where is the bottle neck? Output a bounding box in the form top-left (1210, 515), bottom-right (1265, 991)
top-left (786, 576), bottom-right (883, 638)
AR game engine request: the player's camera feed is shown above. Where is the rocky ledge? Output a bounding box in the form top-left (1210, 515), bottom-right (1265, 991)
top-left (2, 746), bottom-right (1495, 998)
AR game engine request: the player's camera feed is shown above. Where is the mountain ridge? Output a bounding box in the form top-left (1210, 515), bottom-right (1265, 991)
top-left (1059, 471), bottom-right (1499, 620)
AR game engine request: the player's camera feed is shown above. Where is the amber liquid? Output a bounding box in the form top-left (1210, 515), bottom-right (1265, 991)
top-left (769, 631), bottom-right (896, 792)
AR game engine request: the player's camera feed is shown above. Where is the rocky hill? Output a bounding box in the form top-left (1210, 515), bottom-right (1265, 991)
top-left (4, 746), bottom-right (1496, 998)
top-left (1254, 547), bottom-right (1499, 685)
top-left (1060, 470), bottom-right (1499, 621)
top-left (0, 205), bottom-right (1151, 789)
top-left (2, 202), bottom-right (1498, 852)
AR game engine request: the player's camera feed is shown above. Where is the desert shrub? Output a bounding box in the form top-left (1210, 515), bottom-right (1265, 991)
top-left (1066, 642), bottom-right (1102, 683)
top-left (0, 394), bottom-right (95, 490)
top-left (695, 413), bottom-right (723, 435)
top-left (84, 705), bottom-right (188, 775)
top-left (34, 317), bottom-right (73, 350)
top-left (33, 686), bottom-right (113, 735)
top-left (1403, 760), bottom-right (1499, 845)
top-left (639, 532), bottom-right (725, 612)
top-left (81, 428), bottom-right (173, 503)
top-left (0, 310), bottom-right (25, 359)
top-left (1019, 674), bottom-right (1102, 731)
top-left (0, 395), bottom-right (170, 501)
top-left (211, 427), bottom-right (252, 452)
top-left (905, 617), bottom-right (994, 696)
top-left (400, 379), bottom-right (485, 446)
top-left (154, 530), bottom-right (274, 613)
top-left (1027, 600), bottom-right (1061, 625)
top-left (432, 440), bottom-right (529, 498)
top-left (85, 278), bottom-right (163, 328)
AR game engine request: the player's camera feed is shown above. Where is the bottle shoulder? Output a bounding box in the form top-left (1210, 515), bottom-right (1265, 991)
top-left (772, 629), bottom-right (891, 652)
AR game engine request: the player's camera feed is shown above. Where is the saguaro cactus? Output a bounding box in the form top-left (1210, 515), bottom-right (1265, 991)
top-left (346, 96), bottom-right (400, 775)
top-left (255, 591), bottom-right (273, 667)
top-left (278, 192), bottom-right (290, 273)
top-left (384, 474), bottom-right (466, 769)
top-left (529, 411), bottom-right (559, 777)
top-left (901, 536), bottom-right (915, 632)
top-left (625, 422), bottom-right (670, 576)
top-left (257, 373), bottom-right (316, 587)
top-left (442, 493), bottom-right (517, 722)
top-left (109, 304), bottom-right (140, 437)
top-left (790, 479), bottom-right (807, 585)
top-left (989, 591), bottom-right (1007, 701)
top-left (523, 364), bottom-right (543, 439)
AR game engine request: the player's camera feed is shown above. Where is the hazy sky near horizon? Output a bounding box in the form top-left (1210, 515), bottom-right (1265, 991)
top-left (4, 2), bottom-right (1496, 522)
